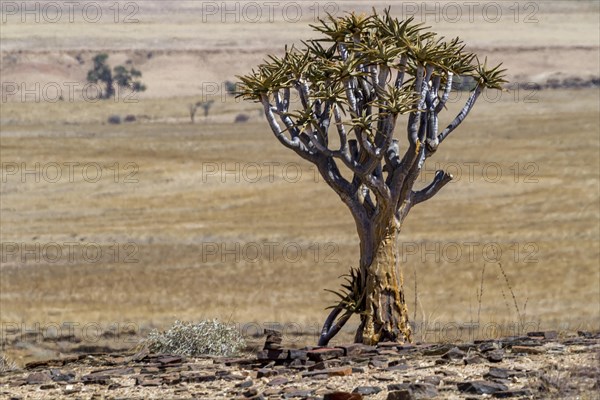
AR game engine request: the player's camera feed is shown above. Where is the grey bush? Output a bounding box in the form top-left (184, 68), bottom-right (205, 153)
top-left (144, 319), bottom-right (245, 357)
top-left (234, 113), bottom-right (250, 123)
top-left (108, 115), bottom-right (122, 124)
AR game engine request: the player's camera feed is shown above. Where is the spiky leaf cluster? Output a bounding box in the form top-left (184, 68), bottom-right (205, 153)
top-left (325, 267), bottom-right (366, 316)
top-left (238, 9), bottom-right (505, 112)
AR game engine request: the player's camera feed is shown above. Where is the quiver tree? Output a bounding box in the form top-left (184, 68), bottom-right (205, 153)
top-left (238, 9), bottom-right (506, 346)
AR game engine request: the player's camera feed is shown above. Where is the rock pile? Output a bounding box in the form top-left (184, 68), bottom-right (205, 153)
top-left (1, 331), bottom-right (598, 399)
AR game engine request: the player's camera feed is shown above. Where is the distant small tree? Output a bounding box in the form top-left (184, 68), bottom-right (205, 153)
top-left (87, 54), bottom-right (146, 99)
top-left (198, 100), bottom-right (215, 119)
top-left (238, 9), bottom-right (506, 346)
top-left (188, 100), bottom-right (215, 123)
top-left (189, 103), bottom-right (199, 123)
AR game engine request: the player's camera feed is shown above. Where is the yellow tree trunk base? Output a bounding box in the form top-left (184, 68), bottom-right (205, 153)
top-left (362, 228), bottom-right (412, 345)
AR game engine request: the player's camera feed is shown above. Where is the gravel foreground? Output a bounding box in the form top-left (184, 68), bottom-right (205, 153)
top-left (1, 331), bottom-right (598, 400)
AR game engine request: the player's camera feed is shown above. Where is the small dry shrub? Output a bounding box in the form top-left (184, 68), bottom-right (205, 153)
top-left (144, 319), bottom-right (245, 357)
top-left (0, 353), bottom-right (18, 373)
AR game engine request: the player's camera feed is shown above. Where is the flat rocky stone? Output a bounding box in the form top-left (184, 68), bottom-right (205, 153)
top-left (39, 383), bottom-right (57, 390)
top-left (441, 347), bottom-right (466, 360)
top-left (484, 367), bottom-right (513, 380)
top-left (352, 386), bottom-right (382, 395)
top-left (302, 366), bottom-right (352, 378)
top-left (336, 344), bottom-right (374, 357)
top-left (89, 367), bottom-right (134, 376)
top-left (161, 372), bottom-right (182, 385)
top-left (308, 360), bottom-right (341, 371)
top-left (151, 354), bottom-right (185, 365)
top-left (257, 367), bottom-right (278, 378)
top-left (257, 349), bottom-right (289, 361)
top-left (386, 390), bottom-right (414, 400)
top-left (457, 380), bottom-right (509, 394)
top-left (527, 331), bottom-right (558, 340)
top-left (82, 374), bottom-right (111, 385)
top-left (486, 349), bottom-right (505, 362)
top-left (289, 349), bottom-right (308, 360)
top-left (180, 371), bottom-right (216, 383)
top-left (464, 355), bottom-right (485, 365)
top-left (422, 344), bottom-right (454, 356)
top-left (267, 376), bottom-right (289, 386)
top-left (235, 379), bottom-right (254, 388)
top-left (307, 348), bottom-right (344, 362)
top-left (135, 376), bottom-right (161, 386)
top-left (283, 389), bottom-right (313, 398)
top-left (49, 369), bottom-right (76, 382)
top-left (323, 392), bottom-right (363, 400)
top-left (492, 388), bottom-right (533, 398)
top-left (387, 382), bottom-right (438, 398)
top-left (26, 372), bottom-right (51, 385)
top-left (511, 345), bottom-right (544, 354)
top-left (478, 341), bottom-right (501, 352)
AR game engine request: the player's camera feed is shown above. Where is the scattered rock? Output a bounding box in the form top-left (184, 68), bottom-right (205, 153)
top-left (82, 374), bottom-right (111, 385)
top-left (180, 371), bottom-right (216, 383)
top-left (422, 344), bottom-right (453, 356)
top-left (324, 392), bottom-right (363, 400)
top-left (267, 376), bottom-right (289, 386)
top-left (283, 389), bottom-right (313, 398)
top-left (457, 380), bottom-right (509, 394)
top-left (486, 349), bottom-right (504, 363)
top-left (386, 390), bottom-right (414, 400)
top-left (484, 367), bottom-right (512, 380)
top-left (307, 348), bottom-right (345, 362)
top-left (478, 341), bottom-right (501, 353)
top-left (309, 360), bottom-right (340, 371)
top-left (39, 383), bottom-right (57, 390)
top-left (289, 349), bottom-right (308, 360)
top-left (441, 347), bottom-right (466, 361)
top-left (135, 376), bottom-right (161, 386)
top-left (257, 349), bottom-right (289, 361)
top-left (369, 358), bottom-right (388, 368)
top-left (352, 386), bottom-right (382, 395)
top-left (528, 331), bottom-right (558, 340)
top-left (257, 368), bottom-right (278, 378)
top-left (243, 387), bottom-right (259, 397)
top-left (25, 372), bottom-right (51, 385)
top-left (236, 379), bottom-right (254, 388)
top-left (302, 366), bottom-right (352, 378)
top-left (464, 355), bottom-right (485, 365)
top-left (387, 382), bottom-right (438, 399)
top-left (512, 345), bottom-right (544, 354)
top-left (49, 369), bottom-right (75, 382)
top-left (337, 344), bottom-right (372, 357)
top-left (263, 329), bottom-right (283, 350)
top-left (408, 382), bottom-right (438, 399)
top-left (492, 388), bottom-right (533, 398)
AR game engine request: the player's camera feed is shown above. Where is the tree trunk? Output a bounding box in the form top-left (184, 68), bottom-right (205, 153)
top-left (105, 77), bottom-right (115, 99)
top-left (355, 222), bottom-right (412, 344)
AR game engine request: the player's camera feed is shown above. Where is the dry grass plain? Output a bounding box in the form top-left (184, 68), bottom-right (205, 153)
top-left (0, 1), bottom-right (599, 366)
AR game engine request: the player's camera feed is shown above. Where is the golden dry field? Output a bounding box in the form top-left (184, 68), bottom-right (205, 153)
top-left (1, 0), bottom-right (599, 367)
